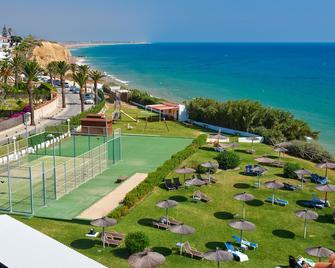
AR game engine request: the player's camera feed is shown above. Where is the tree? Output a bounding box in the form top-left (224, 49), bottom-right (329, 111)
top-left (10, 55), bottom-right (25, 87)
top-left (70, 63), bottom-right (77, 86)
top-left (22, 60), bottom-right (41, 126)
top-left (216, 151), bottom-right (241, 170)
top-left (56, 61), bottom-right (70, 108)
top-left (78, 65), bottom-right (90, 92)
top-left (2, 25), bottom-right (7, 37)
top-left (46, 61), bottom-right (58, 86)
top-left (0, 60), bottom-right (13, 85)
top-left (72, 70), bottom-right (88, 112)
top-left (89, 70), bottom-right (105, 104)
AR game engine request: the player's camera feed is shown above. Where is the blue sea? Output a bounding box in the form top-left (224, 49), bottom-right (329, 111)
top-left (71, 43), bottom-right (335, 153)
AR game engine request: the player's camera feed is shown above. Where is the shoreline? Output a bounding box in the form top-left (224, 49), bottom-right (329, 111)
top-left (64, 41), bottom-right (149, 49)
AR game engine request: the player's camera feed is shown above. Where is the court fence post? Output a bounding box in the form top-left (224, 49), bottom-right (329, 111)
top-left (42, 162), bottom-right (47, 207)
top-left (7, 144), bottom-right (12, 213)
top-left (73, 157), bottom-right (77, 187)
top-left (64, 162), bottom-right (67, 193)
top-left (29, 167), bottom-right (34, 215)
top-left (99, 144), bottom-right (102, 173)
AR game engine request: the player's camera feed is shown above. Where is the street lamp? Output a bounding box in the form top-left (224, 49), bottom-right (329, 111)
top-left (47, 134), bottom-right (57, 199)
top-left (67, 118), bottom-right (71, 136)
top-left (23, 112), bottom-right (31, 138)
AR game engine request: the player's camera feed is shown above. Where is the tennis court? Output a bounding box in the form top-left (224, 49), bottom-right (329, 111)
top-left (34, 135), bottom-right (192, 219)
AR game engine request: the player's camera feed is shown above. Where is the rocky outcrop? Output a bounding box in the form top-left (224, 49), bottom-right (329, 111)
top-left (31, 41), bottom-right (71, 67)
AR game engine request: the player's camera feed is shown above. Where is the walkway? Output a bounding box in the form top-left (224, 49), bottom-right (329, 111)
top-left (78, 173), bottom-right (147, 220)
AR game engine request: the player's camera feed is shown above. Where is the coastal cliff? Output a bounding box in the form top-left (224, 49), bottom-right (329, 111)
top-left (31, 41), bottom-right (71, 67)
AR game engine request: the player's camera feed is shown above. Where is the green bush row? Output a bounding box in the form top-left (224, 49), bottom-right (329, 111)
top-left (128, 89), bottom-right (161, 106)
top-left (69, 99), bottom-right (106, 126)
top-left (109, 134), bottom-right (207, 219)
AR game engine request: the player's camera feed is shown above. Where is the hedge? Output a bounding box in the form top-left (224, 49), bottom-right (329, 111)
top-left (69, 99), bottom-right (106, 126)
top-left (109, 134), bottom-right (207, 219)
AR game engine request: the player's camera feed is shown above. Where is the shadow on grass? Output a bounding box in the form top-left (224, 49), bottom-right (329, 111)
top-left (316, 214), bottom-right (334, 224)
top-left (138, 218), bottom-right (155, 227)
top-left (296, 200), bottom-right (313, 208)
top-left (151, 246), bottom-right (172, 256)
top-left (70, 239), bottom-right (95, 249)
top-left (233, 183), bottom-right (250, 189)
top-left (205, 241), bottom-right (226, 250)
top-left (169, 195), bottom-right (188, 202)
top-left (272, 229), bottom-right (295, 239)
top-left (234, 149), bottom-right (250, 154)
top-left (214, 211), bottom-right (234, 220)
top-left (111, 247), bottom-right (129, 259)
top-left (274, 173), bottom-right (287, 179)
top-left (246, 199), bottom-right (264, 207)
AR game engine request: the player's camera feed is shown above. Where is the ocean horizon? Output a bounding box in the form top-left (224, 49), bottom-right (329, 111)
top-left (71, 42), bottom-right (335, 154)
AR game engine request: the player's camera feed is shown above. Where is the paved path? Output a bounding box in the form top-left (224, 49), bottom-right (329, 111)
top-left (0, 88), bottom-right (92, 144)
top-left (77, 173), bottom-right (148, 220)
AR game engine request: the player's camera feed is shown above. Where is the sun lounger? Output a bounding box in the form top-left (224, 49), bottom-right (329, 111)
top-left (265, 197), bottom-right (289, 206)
top-left (232, 235), bottom-right (258, 250)
top-left (104, 231), bottom-right (126, 240)
top-left (152, 221), bottom-right (169, 229)
top-left (296, 255), bottom-right (315, 267)
top-left (159, 216), bottom-right (183, 225)
top-left (173, 177), bottom-right (182, 188)
top-left (101, 234), bottom-right (121, 247)
top-left (224, 242), bottom-right (249, 262)
top-left (164, 179), bottom-right (175, 191)
top-left (183, 241), bottom-right (204, 259)
top-left (192, 191), bottom-right (211, 202)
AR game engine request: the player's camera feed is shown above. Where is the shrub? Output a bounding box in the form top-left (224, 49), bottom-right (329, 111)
top-left (125, 232), bottom-right (149, 254)
top-left (287, 140), bottom-right (334, 163)
top-left (196, 163), bottom-right (217, 174)
top-left (216, 151), bottom-right (240, 169)
top-left (129, 89), bottom-right (160, 106)
top-left (283, 162), bottom-right (301, 179)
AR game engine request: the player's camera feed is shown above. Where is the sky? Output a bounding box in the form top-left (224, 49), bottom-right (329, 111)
top-left (2, 0), bottom-right (335, 42)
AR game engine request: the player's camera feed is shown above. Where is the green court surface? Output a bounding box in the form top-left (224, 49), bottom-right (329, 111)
top-left (34, 135), bottom-right (192, 219)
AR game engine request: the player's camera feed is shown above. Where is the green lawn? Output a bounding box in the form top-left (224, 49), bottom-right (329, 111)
top-left (16, 142), bottom-right (335, 268)
top-left (105, 103), bottom-right (210, 138)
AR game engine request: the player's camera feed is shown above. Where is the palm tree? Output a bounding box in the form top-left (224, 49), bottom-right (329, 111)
top-left (0, 60), bottom-right (13, 85)
top-left (70, 63), bottom-right (77, 86)
top-left (72, 70), bottom-right (88, 113)
top-left (22, 60), bottom-right (41, 126)
top-left (10, 55), bottom-right (25, 87)
top-left (46, 61), bottom-right (58, 86)
top-left (56, 61), bottom-right (70, 108)
top-left (78, 65), bottom-right (90, 93)
top-left (89, 70), bottom-right (105, 104)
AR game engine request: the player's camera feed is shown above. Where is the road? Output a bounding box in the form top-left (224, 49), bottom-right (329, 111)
top-left (0, 87), bottom-right (92, 144)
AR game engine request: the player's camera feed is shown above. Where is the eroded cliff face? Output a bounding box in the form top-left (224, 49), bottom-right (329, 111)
top-left (31, 41), bottom-right (71, 67)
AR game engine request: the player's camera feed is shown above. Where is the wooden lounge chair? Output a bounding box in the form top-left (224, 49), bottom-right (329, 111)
top-left (183, 241), bottom-right (204, 259)
top-left (164, 179), bottom-right (175, 191)
top-left (193, 191), bottom-right (211, 202)
top-left (104, 231), bottom-right (126, 240)
top-left (159, 216), bottom-right (183, 225)
top-left (102, 234), bottom-right (121, 247)
top-left (173, 177), bottom-right (182, 188)
top-left (152, 221), bottom-right (169, 229)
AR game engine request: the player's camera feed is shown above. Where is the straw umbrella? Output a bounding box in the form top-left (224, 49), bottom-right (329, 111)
top-left (201, 161), bottom-right (219, 183)
top-left (156, 199), bottom-right (178, 225)
top-left (204, 248), bottom-right (233, 268)
top-left (316, 162), bottom-right (335, 177)
top-left (90, 217), bottom-right (117, 248)
top-left (264, 180), bottom-right (284, 205)
top-left (305, 246), bottom-right (334, 262)
top-left (185, 177), bottom-right (207, 187)
top-left (128, 249), bottom-right (166, 268)
top-left (275, 141), bottom-right (292, 148)
top-left (295, 210), bottom-right (319, 239)
top-left (294, 169), bottom-right (312, 189)
top-left (234, 192), bottom-right (255, 219)
top-left (247, 136), bottom-right (259, 152)
top-left (315, 184), bottom-right (335, 206)
top-left (229, 219), bottom-right (255, 247)
top-left (254, 157), bottom-right (275, 165)
top-left (252, 165), bottom-right (267, 188)
top-left (169, 224), bottom-right (195, 255)
top-left (274, 147), bottom-right (288, 159)
top-left (175, 167), bottom-right (196, 183)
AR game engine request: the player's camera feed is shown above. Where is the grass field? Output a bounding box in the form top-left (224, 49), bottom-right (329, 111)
top-left (16, 142), bottom-right (335, 268)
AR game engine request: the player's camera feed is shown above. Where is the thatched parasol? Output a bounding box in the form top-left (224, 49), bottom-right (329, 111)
top-left (305, 246), bottom-right (334, 262)
top-left (234, 192), bottom-right (255, 219)
top-left (295, 210), bottom-right (319, 239)
top-left (229, 219), bottom-right (256, 247)
top-left (128, 249), bottom-right (166, 268)
top-left (264, 180), bottom-right (284, 205)
top-left (156, 199), bottom-right (178, 225)
top-left (204, 248), bottom-right (233, 268)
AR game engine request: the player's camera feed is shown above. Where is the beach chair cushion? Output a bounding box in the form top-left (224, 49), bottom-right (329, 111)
top-left (224, 242), bottom-right (249, 262)
top-left (232, 235), bottom-right (258, 249)
top-left (265, 197), bottom-right (288, 206)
